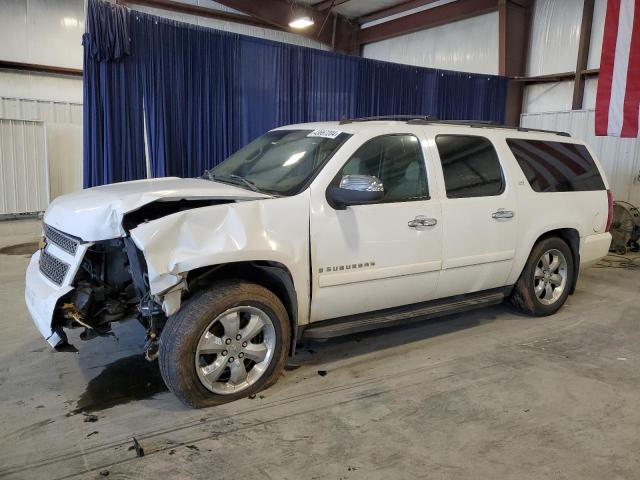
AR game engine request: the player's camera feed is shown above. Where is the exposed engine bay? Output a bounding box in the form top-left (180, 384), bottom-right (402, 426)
top-left (54, 237), bottom-right (165, 360)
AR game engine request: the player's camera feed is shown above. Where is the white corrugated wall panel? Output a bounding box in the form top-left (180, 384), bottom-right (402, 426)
top-left (0, 71), bottom-right (84, 104)
top-left (0, 0), bottom-right (84, 69)
top-left (0, 98), bottom-right (83, 125)
top-left (361, 12), bottom-right (499, 75)
top-left (580, 0), bottom-right (607, 110)
top-left (0, 97), bottom-right (83, 199)
top-left (523, 80), bottom-right (575, 114)
top-left (520, 110), bottom-right (640, 205)
top-left (0, 119), bottom-right (49, 215)
top-left (588, 0), bottom-right (607, 69)
top-left (523, 0), bottom-right (583, 113)
top-left (46, 123), bottom-right (83, 199)
top-left (583, 77), bottom-right (599, 110)
top-left (527, 0), bottom-right (583, 76)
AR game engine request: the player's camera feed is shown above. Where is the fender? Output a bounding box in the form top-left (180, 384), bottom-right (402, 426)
top-left (507, 221), bottom-right (583, 287)
top-left (128, 193), bottom-right (311, 324)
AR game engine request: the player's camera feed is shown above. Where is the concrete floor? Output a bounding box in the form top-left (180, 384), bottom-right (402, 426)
top-left (1, 218), bottom-right (639, 480)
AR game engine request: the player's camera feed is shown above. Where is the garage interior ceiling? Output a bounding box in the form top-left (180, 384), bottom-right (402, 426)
top-left (297, 0), bottom-right (448, 21)
top-left (119, 0), bottom-right (481, 53)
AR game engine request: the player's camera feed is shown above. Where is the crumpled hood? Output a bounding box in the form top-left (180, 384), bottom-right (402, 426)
top-left (43, 177), bottom-right (269, 241)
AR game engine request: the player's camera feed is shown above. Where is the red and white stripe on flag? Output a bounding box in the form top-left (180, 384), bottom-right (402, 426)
top-left (595, 0), bottom-right (640, 137)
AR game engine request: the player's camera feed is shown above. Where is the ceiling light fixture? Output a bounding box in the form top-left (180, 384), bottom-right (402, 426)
top-left (289, 15), bottom-right (315, 29)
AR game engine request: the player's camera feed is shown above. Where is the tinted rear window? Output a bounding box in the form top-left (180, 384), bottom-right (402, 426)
top-left (506, 139), bottom-right (605, 192)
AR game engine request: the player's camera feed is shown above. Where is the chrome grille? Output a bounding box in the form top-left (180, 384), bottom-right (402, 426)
top-left (44, 224), bottom-right (78, 255)
top-left (39, 250), bottom-right (70, 286)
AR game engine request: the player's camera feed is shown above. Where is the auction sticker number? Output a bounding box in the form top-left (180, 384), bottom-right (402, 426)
top-left (308, 129), bottom-right (343, 139)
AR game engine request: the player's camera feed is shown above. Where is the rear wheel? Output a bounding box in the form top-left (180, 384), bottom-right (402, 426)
top-left (159, 281), bottom-right (290, 408)
top-left (510, 237), bottom-right (574, 316)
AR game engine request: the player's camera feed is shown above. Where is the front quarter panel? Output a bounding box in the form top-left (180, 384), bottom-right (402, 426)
top-left (129, 194), bottom-right (311, 324)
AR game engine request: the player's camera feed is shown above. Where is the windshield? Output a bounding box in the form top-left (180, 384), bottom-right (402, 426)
top-left (205, 129), bottom-right (350, 196)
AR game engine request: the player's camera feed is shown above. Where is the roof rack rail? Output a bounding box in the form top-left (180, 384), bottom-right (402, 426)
top-left (339, 115), bottom-right (437, 125)
top-left (338, 116), bottom-right (570, 137)
top-left (405, 119), bottom-right (571, 137)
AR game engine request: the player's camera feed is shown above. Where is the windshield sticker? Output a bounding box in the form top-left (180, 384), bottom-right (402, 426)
top-left (308, 129), bottom-right (343, 139)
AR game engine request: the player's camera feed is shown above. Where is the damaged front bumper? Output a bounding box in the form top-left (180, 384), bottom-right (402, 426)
top-left (24, 251), bottom-right (72, 347)
top-left (25, 231), bottom-right (173, 352)
top-left (25, 230), bottom-right (94, 348)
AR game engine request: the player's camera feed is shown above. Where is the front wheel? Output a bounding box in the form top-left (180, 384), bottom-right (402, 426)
top-left (159, 281), bottom-right (290, 408)
top-left (510, 237), bottom-right (574, 316)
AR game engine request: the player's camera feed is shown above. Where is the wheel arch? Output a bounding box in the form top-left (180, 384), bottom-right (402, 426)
top-left (185, 261), bottom-right (300, 355)
top-left (528, 228), bottom-right (580, 294)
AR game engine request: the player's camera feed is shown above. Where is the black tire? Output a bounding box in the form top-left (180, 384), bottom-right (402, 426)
top-left (159, 280), bottom-right (290, 408)
top-left (510, 237), bottom-right (574, 317)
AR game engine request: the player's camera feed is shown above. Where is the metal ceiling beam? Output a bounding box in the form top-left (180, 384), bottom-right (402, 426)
top-left (498, 0), bottom-right (532, 126)
top-left (572, 0), bottom-right (595, 110)
top-left (357, 0), bottom-right (499, 45)
top-left (512, 71), bottom-right (576, 83)
top-left (358, 0), bottom-right (442, 25)
top-left (313, 0), bottom-right (352, 12)
top-left (511, 69), bottom-right (600, 84)
top-left (120, 0), bottom-right (286, 31)
top-left (214, 0), bottom-right (359, 53)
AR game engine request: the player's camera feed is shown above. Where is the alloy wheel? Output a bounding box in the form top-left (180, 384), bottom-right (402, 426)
top-left (533, 248), bottom-right (568, 306)
top-left (195, 306), bottom-right (275, 395)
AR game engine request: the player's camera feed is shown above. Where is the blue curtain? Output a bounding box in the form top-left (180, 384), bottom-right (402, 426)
top-left (83, 1), bottom-right (145, 187)
top-left (84, 0), bottom-right (508, 186)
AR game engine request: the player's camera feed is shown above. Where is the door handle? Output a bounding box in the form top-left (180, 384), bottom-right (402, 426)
top-left (408, 215), bottom-right (437, 228)
top-left (492, 208), bottom-right (515, 219)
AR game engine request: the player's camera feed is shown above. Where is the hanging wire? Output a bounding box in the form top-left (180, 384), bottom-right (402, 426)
top-left (317, 0), bottom-right (337, 38)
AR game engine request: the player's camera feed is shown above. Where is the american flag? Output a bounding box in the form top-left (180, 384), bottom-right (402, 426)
top-left (595, 0), bottom-right (640, 137)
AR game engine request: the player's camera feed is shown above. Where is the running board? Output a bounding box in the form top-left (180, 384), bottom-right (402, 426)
top-left (303, 289), bottom-right (508, 340)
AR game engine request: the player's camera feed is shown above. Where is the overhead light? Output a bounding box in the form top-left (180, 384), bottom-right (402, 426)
top-left (289, 15), bottom-right (314, 29)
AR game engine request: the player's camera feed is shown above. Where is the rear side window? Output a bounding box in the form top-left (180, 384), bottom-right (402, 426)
top-left (506, 139), bottom-right (606, 192)
top-left (435, 135), bottom-right (504, 198)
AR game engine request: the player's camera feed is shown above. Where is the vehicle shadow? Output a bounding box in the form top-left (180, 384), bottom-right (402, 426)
top-left (290, 303), bottom-right (525, 368)
top-left (65, 302), bottom-right (525, 414)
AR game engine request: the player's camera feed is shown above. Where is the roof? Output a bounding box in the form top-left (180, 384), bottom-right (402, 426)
top-left (276, 116), bottom-right (573, 140)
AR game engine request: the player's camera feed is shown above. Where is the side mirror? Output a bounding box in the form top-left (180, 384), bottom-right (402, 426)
top-left (326, 174), bottom-right (384, 210)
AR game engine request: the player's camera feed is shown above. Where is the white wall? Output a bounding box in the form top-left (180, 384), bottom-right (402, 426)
top-left (0, 119), bottom-right (49, 214)
top-left (0, 97), bottom-right (84, 200)
top-left (362, 12), bottom-right (500, 75)
top-left (0, 0), bottom-right (85, 69)
top-left (523, 0), bottom-right (607, 113)
top-left (522, 0), bottom-right (583, 113)
top-left (0, 0), bottom-right (85, 103)
top-left (0, 71), bottom-right (83, 104)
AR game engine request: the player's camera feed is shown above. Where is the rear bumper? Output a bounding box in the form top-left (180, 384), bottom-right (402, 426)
top-left (580, 232), bottom-right (612, 269)
top-left (25, 251), bottom-right (73, 347)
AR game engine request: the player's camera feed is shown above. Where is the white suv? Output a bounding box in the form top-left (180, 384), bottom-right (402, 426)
top-left (25, 117), bottom-right (613, 407)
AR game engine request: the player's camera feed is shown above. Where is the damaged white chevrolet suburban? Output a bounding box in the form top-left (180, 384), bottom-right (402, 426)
top-left (25, 118), bottom-right (613, 407)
